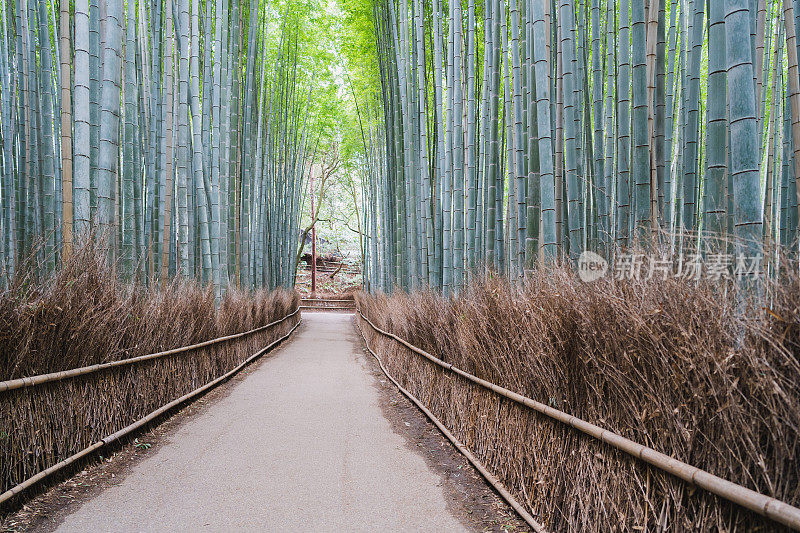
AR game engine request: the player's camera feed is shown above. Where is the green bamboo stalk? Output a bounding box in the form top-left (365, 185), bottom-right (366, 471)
top-left (785, 0), bottom-right (800, 230)
top-left (523, 0), bottom-right (538, 272)
top-left (218, 0), bottom-right (230, 287)
top-left (442, 0), bottom-right (453, 292)
top-left (96, 0), bottom-right (123, 256)
top-left (213, 0), bottom-right (227, 291)
top-left (14, 0), bottom-right (27, 259)
top-left (664, 0), bottom-right (679, 232)
top-left (433, 0), bottom-right (444, 286)
top-left (616, 0), bottom-right (632, 247)
top-left (59, 0), bottom-right (72, 259)
top-left (783, 93), bottom-right (798, 246)
top-left (510, 0), bottom-right (525, 266)
top-left (601, 0), bottom-right (616, 252)
top-left (504, 2), bottom-right (518, 278)
top-left (161, 2), bottom-right (176, 285)
top-left (73, 0), bottom-right (90, 239)
top-left (189, 0), bottom-right (212, 283)
top-left (680, 0), bottom-right (705, 235)
top-left (487, 0), bottom-right (498, 266)
top-left (227, 0), bottom-right (240, 284)
top-left (654, 0), bottom-right (667, 225)
top-left (88, 0), bottom-right (99, 216)
top-left (466, 0), bottom-right (477, 274)
top-left (532, 0), bottom-right (556, 259)
top-left (560, 0), bottom-right (583, 259)
top-left (763, 20), bottom-right (783, 246)
top-left (478, 0), bottom-right (491, 267)
top-left (453, 0), bottom-right (465, 288)
top-left (632, 0), bottom-right (650, 237)
top-left (414, 0), bottom-right (433, 284)
top-left (175, 0), bottom-right (190, 277)
top-left (36, 0), bottom-right (56, 272)
top-left (726, 0), bottom-right (764, 264)
top-left (122, 0), bottom-right (138, 278)
top-left (591, 0), bottom-right (604, 244)
top-left (755, 0), bottom-right (767, 129)
top-left (0, 2), bottom-right (15, 274)
top-left (704, 0), bottom-right (728, 244)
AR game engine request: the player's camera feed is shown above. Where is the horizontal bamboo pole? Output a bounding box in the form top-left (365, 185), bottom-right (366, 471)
top-left (0, 317), bottom-right (302, 507)
top-left (357, 310), bottom-right (800, 531)
top-left (300, 298), bottom-right (355, 302)
top-left (0, 307), bottom-right (300, 393)
top-left (356, 319), bottom-right (547, 532)
top-left (299, 306), bottom-right (355, 310)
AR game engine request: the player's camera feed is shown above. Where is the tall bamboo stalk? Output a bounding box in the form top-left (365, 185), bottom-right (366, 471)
top-left (60, 0), bottom-right (72, 260)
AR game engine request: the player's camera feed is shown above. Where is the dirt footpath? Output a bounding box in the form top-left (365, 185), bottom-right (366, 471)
top-left (39, 312), bottom-right (524, 532)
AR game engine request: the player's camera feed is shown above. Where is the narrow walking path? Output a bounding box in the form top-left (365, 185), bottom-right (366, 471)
top-left (53, 312), bottom-right (470, 532)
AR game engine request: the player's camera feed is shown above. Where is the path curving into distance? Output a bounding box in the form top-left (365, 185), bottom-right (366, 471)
top-left (52, 312), bottom-right (471, 532)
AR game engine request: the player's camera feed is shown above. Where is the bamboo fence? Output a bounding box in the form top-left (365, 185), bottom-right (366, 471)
top-left (357, 309), bottom-right (800, 531)
top-left (0, 306), bottom-right (301, 504)
top-left (356, 317), bottom-right (546, 532)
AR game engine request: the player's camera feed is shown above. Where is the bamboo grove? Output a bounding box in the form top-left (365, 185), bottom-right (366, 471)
top-left (0, 0), bottom-right (314, 294)
top-left (360, 0), bottom-right (800, 293)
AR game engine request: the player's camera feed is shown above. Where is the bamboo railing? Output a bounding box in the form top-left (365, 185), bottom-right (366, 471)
top-left (0, 308), bottom-right (301, 506)
top-left (357, 309), bottom-right (800, 531)
top-left (0, 308), bottom-right (299, 393)
top-left (355, 317), bottom-right (546, 532)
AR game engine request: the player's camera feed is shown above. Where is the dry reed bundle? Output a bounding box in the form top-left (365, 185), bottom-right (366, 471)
top-left (356, 261), bottom-right (800, 531)
top-left (0, 245), bottom-right (300, 501)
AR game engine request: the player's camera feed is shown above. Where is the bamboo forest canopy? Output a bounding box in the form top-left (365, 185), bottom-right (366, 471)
top-left (0, 0), bottom-right (377, 294)
top-left (3, 0), bottom-right (800, 296)
top-left (346, 0), bottom-right (800, 294)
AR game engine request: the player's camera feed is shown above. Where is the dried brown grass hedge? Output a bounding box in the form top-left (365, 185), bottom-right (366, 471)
top-left (0, 245), bottom-right (299, 500)
top-left (356, 264), bottom-right (800, 531)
